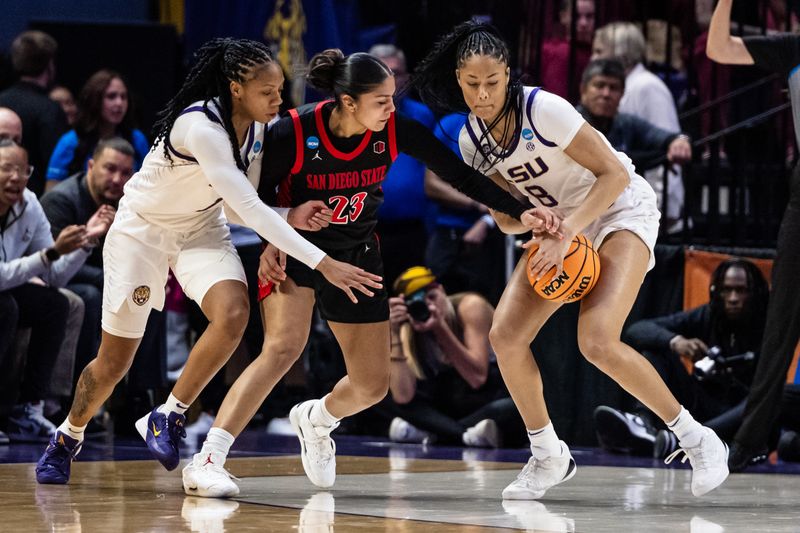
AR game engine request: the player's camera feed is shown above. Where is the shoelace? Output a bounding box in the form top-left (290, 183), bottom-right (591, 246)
top-left (303, 430), bottom-right (336, 463)
top-left (169, 420), bottom-right (187, 441)
top-left (664, 440), bottom-right (713, 470)
top-left (203, 461), bottom-right (240, 482)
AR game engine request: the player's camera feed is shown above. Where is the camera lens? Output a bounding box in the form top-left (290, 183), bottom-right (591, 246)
top-left (405, 291), bottom-right (431, 322)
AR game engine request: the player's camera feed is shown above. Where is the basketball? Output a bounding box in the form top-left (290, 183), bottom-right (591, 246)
top-left (526, 234), bottom-right (600, 303)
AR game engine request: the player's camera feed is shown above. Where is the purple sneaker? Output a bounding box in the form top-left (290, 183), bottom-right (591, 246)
top-left (36, 431), bottom-right (82, 484)
top-left (135, 408), bottom-right (186, 471)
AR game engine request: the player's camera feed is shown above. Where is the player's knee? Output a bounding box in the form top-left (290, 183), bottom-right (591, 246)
top-left (489, 323), bottom-right (525, 361)
top-left (213, 304), bottom-right (249, 342)
top-left (354, 372), bottom-right (390, 406)
top-left (578, 332), bottom-right (618, 368)
top-left (261, 338), bottom-right (303, 369)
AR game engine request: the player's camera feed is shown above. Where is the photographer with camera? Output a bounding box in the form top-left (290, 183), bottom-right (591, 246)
top-left (386, 266), bottom-right (524, 447)
top-left (594, 258), bottom-right (769, 460)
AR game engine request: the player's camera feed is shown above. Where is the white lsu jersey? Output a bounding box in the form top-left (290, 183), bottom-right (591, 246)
top-left (459, 86), bottom-right (661, 269)
top-left (121, 99), bottom-right (265, 232)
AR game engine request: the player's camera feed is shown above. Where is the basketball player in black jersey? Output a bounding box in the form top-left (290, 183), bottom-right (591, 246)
top-left (183, 48), bottom-right (546, 497)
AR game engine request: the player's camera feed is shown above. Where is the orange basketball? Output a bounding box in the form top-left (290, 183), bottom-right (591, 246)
top-left (526, 234), bottom-right (600, 303)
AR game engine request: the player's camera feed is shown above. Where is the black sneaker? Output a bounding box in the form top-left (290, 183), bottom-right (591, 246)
top-left (777, 431), bottom-right (800, 463)
top-left (727, 441), bottom-right (768, 472)
top-left (653, 429), bottom-right (678, 459)
top-left (593, 406), bottom-right (656, 456)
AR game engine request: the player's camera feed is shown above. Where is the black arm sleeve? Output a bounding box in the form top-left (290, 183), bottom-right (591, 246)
top-left (257, 115), bottom-right (297, 205)
top-left (623, 305), bottom-right (711, 352)
top-left (395, 114), bottom-right (529, 219)
top-left (743, 34), bottom-right (800, 76)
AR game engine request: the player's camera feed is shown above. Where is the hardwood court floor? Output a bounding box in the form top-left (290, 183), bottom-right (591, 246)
top-left (2, 434), bottom-right (800, 532)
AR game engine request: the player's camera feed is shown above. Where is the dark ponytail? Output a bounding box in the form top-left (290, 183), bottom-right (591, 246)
top-left (411, 20), bottom-right (523, 169)
top-left (306, 48), bottom-right (392, 107)
top-left (152, 37), bottom-right (273, 171)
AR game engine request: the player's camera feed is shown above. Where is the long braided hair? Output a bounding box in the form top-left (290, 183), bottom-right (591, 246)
top-left (152, 38), bottom-right (273, 172)
top-left (410, 20), bottom-right (523, 170)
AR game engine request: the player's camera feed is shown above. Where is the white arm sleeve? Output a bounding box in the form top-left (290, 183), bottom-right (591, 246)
top-left (182, 119), bottom-right (325, 268)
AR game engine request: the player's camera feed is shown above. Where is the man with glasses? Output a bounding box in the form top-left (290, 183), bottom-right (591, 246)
top-left (0, 140), bottom-right (112, 442)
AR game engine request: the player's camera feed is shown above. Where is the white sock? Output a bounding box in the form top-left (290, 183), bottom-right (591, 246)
top-left (528, 422), bottom-right (562, 458)
top-left (57, 418), bottom-right (86, 442)
top-left (309, 395), bottom-right (339, 427)
top-left (199, 427), bottom-right (235, 462)
top-left (667, 406), bottom-right (704, 448)
top-left (158, 393), bottom-right (190, 416)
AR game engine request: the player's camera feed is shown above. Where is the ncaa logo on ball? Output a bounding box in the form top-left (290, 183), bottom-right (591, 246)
top-left (306, 136), bottom-right (320, 150)
top-left (521, 128), bottom-right (534, 140)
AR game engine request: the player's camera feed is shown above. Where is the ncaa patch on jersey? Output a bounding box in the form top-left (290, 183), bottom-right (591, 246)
top-left (373, 140), bottom-right (385, 154)
top-left (306, 136), bottom-right (320, 150)
top-left (253, 140), bottom-right (262, 153)
top-left (522, 128), bottom-right (534, 140)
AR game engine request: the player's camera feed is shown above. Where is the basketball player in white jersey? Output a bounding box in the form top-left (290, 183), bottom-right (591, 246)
top-left (36, 38), bottom-right (381, 485)
top-left (412, 21), bottom-right (729, 498)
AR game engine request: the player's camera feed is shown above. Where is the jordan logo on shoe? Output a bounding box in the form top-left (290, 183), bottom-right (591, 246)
top-left (152, 422), bottom-right (162, 437)
top-left (203, 454), bottom-right (214, 466)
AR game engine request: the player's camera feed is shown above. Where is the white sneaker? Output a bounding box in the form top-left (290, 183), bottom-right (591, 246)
top-left (182, 451), bottom-right (240, 498)
top-left (665, 427), bottom-right (729, 496)
top-left (289, 400), bottom-right (338, 488)
top-left (462, 419), bottom-right (501, 448)
top-left (389, 417), bottom-right (433, 444)
top-left (502, 441), bottom-right (576, 500)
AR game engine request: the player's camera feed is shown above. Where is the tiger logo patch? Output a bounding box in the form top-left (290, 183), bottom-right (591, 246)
top-left (132, 285), bottom-right (151, 306)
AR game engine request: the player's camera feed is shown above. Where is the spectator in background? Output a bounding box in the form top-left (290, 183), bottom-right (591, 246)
top-left (49, 85), bottom-right (78, 126)
top-left (45, 69), bottom-right (149, 191)
top-left (387, 266), bottom-right (523, 448)
top-left (538, 0), bottom-right (596, 102)
top-left (577, 58), bottom-right (691, 230)
top-left (369, 44), bottom-right (436, 286)
top-left (424, 112), bottom-right (507, 304)
top-left (594, 259), bottom-right (768, 461)
top-left (0, 107), bottom-right (23, 144)
top-left (592, 22), bottom-right (686, 232)
top-left (0, 140), bottom-right (113, 442)
top-left (0, 31), bottom-right (68, 196)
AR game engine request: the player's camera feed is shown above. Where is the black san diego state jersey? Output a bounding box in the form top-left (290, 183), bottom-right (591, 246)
top-left (260, 100), bottom-right (397, 250)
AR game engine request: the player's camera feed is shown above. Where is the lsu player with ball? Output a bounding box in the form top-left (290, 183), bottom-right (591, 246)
top-left (412, 21), bottom-right (730, 499)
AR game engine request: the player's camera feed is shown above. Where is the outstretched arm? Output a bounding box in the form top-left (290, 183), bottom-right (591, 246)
top-left (707, 0), bottom-right (755, 65)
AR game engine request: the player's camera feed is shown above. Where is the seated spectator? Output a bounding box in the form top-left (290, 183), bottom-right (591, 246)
top-left (0, 140), bottom-right (112, 442)
top-left (0, 31), bottom-right (68, 196)
top-left (593, 259), bottom-right (768, 464)
top-left (0, 107), bottom-right (23, 144)
top-left (48, 85), bottom-right (78, 127)
top-left (591, 22), bottom-right (686, 232)
top-left (577, 58), bottom-right (691, 231)
top-left (386, 266), bottom-right (524, 448)
top-left (538, 0), bottom-right (595, 102)
top-left (45, 69), bottom-right (148, 190)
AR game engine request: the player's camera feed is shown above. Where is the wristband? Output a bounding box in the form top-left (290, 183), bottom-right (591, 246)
top-left (480, 214), bottom-right (496, 229)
